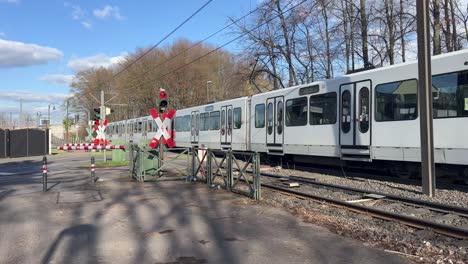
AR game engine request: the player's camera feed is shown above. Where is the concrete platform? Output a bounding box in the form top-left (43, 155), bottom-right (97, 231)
top-left (0, 154), bottom-right (408, 264)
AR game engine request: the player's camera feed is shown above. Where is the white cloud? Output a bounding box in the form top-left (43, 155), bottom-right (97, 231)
top-left (71, 5), bottom-right (84, 20)
top-left (0, 90), bottom-right (71, 103)
top-left (39, 74), bottom-right (75, 86)
top-left (81, 21), bottom-right (92, 29)
top-left (64, 3), bottom-right (93, 29)
top-left (0, 39), bottom-right (63, 68)
top-left (67, 53), bottom-right (127, 72)
top-left (93, 5), bottom-right (124, 21)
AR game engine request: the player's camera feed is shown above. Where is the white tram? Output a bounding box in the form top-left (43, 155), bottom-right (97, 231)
top-left (108, 49), bottom-right (468, 178)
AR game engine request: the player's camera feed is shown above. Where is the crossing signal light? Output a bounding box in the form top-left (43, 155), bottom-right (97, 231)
top-left (93, 108), bottom-right (101, 121)
top-left (159, 89), bottom-right (168, 113)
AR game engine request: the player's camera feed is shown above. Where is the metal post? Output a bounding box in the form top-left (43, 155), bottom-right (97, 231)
top-left (206, 81), bottom-right (212, 103)
top-left (253, 152), bottom-right (261, 201)
top-left (207, 149), bottom-right (212, 186)
top-left (101, 90), bottom-right (107, 163)
top-left (91, 156), bottom-right (95, 183)
top-left (191, 147), bottom-right (196, 180)
top-left (227, 150), bottom-right (233, 190)
top-left (158, 142), bottom-right (163, 176)
top-left (417, 0), bottom-right (436, 197)
top-left (42, 156), bottom-right (47, 192)
top-left (66, 99), bottom-right (69, 144)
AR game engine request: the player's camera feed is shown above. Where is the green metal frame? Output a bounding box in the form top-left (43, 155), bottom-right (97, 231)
top-left (190, 147), bottom-right (261, 201)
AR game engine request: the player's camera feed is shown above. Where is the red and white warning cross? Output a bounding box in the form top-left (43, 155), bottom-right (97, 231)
top-left (94, 119), bottom-right (108, 145)
top-left (149, 108), bottom-right (176, 148)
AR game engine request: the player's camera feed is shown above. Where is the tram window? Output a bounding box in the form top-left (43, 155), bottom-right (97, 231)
top-left (183, 115), bottom-right (191, 131)
top-left (134, 122), bottom-right (139, 133)
top-left (228, 109), bottom-right (232, 129)
top-left (152, 119), bottom-right (157, 132)
top-left (359, 88), bottom-right (370, 133)
top-left (210, 111), bottom-right (220, 130)
top-left (147, 120), bottom-right (152, 132)
top-left (267, 102), bottom-right (273, 135)
top-left (175, 116), bottom-right (183, 132)
top-left (277, 101), bottom-right (283, 134)
top-left (200, 113), bottom-right (209, 131)
top-left (255, 104), bottom-right (265, 128)
top-left (341, 91), bottom-right (351, 133)
top-left (285, 97), bottom-right (308, 127)
top-left (432, 70), bottom-right (468, 118)
top-left (221, 110), bottom-right (226, 130)
top-left (310, 92), bottom-right (337, 125)
top-left (233, 108), bottom-right (242, 129)
top-left (375, 79), bottom-right (418, 121)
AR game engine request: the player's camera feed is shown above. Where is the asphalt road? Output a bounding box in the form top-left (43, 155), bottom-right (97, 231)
top-left (0, 153), bottom-right (408, 264)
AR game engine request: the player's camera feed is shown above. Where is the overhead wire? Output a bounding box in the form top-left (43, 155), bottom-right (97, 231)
top-left (116, 0), bottom-right (271, 91)
top-left (125, 0), bottom-right (308, 91)
top-left (110, 0), bottom-right (214, 81)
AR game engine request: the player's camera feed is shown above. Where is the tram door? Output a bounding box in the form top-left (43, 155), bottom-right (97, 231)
top-left (339, 81), bottom-right (371, 160)
top-left (191, 111), bottom-right (199, 143)
top-left (220, 105), bottom-right (233, 144)
top-left (266, 96), bottom-right (284, 148)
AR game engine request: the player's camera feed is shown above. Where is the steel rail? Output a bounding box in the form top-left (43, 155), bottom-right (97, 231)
top-left (261, 182), bottom-right (468, 240)
top-left (260, 172), bottom-right (468, 216)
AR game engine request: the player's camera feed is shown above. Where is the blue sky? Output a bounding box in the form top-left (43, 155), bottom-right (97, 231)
top-left (0, 0), bottom-right (257, 124)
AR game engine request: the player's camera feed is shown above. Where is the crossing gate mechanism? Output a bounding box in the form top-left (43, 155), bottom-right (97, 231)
top-left (190, 147), bottom-right (261, 201)
top-left (128, 144), bottom-right (190, 182)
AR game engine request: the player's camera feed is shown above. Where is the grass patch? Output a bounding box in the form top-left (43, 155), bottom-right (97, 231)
top-left (95, 160), bottom-right (129, 167)
top-left (91, 151), bottom-right (106, 156)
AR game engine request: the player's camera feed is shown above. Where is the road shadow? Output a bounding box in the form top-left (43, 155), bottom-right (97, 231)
top-left (41, 224), bottom-right (98, 264)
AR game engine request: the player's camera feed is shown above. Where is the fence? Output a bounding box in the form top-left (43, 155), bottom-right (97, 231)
top-left (126, 145), bottom-right (261, 200)
top-left (190, 148), bottom-right (261, 201)
top-left (0, 128), bottom-right (49, 158)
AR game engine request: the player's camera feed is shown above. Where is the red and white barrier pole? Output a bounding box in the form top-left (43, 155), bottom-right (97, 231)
top-left (57, 145), bottom-right (125, 151)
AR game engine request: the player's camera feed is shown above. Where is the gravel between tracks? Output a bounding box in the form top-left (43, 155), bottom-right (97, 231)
top-left (262, 167), bottom-right (468, 209)
top-left (206, 160), bottom-right (468, 262)
top-left (261, 189), bottom-right (468, 264)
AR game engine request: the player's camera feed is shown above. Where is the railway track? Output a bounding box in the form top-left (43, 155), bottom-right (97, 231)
top-left (259, 172), bottom-right (468, 239)
top-left (200, 155), bottom-right (468, 239)
top-left (287, 163), bottom-right (468, 190)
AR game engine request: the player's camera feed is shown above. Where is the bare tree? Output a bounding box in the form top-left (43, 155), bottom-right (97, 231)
top-left (433, 0), bottom-right (442, 55)
top-left (360, 0), bottom-right (370, 67)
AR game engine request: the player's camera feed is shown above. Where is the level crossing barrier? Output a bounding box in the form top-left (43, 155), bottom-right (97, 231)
top-left (57, 145), bottom-right (125, 151)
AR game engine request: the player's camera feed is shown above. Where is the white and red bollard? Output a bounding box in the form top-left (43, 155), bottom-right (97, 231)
top-left (42, 156), bottom-right (48, 192)
top-left (91, 156), bottom-right (95, 183)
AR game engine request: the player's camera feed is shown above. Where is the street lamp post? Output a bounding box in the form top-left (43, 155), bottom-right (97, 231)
top-left (36, 112), bottom-right (41, 128)
top-left (48, 104), bottom-right (55, 130)
top-left (206, 80), bottom-right (212, 103)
